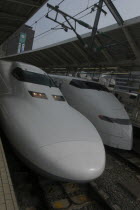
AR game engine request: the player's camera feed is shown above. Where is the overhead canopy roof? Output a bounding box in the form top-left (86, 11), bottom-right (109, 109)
top-left (1, 16), bottom-right (140, 70)
top-left (0, 0), bottom-right (47, 45)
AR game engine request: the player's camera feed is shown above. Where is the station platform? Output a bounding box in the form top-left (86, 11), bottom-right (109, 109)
top-left (0, 138), bottom-right (19, 210)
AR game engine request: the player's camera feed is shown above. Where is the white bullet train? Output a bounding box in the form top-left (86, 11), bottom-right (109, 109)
top-left (0, 60), bottom-right (105, 182)
top-left (51, 75), bottom-right (133, 150)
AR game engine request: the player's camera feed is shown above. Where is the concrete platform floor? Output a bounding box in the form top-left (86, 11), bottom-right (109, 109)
top-left (0, 138), bottom-right (19, 210)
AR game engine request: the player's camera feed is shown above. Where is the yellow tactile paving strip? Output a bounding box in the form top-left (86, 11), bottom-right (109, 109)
top-left (0, 139), bottom-right (19, 210)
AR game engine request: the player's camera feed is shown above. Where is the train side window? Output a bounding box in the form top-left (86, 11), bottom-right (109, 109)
top-left (69, 80), bottom-right (82, 88)
top-left (129, 95), bottom-right (137, 100)
top-left (70, 79), bottom-right (109, 92)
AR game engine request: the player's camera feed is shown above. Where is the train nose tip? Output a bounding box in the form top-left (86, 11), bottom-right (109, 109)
top-left (56, 150), bottom-right (105, 182)
top-left (41, 141), bottom-right (105, 182)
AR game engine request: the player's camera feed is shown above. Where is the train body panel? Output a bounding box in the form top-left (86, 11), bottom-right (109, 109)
top-left (51, 75), bottom-right (133, 150)
top-left (0, 61), bottom-right (105, 182)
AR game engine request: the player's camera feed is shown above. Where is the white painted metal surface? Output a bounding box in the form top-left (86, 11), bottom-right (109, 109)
top-left (51, 75), bottom-right (133, 150)
top-left (0, 60), bottom-right (105, 182)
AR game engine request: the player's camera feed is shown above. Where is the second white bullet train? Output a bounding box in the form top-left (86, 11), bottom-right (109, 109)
top-left (51, 75), bottom-right (133, 150)
top-left (0, 60), bottom-right (105, 182)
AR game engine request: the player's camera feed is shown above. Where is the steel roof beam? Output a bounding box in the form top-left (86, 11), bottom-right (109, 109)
top-left (0, 12), bottom-right (26, 21)
top-left (100, 58), bottom-right (140, 66)
top-left (33, 52), bottom-right (54, 67)
top-left (31, 53), bottom-right (44, 64)
top-left (122, 27), bottom-right (140, 59)
top-left (39, 51), bottom-right (58, 66)
top-left (31, 54), bottom-right (52, 66)
top-left (90, 0), bottom-right (104, 50)
top-left (17, 54), bottom-right (36, 65)
top-left (71, 42), bottom-right (90, 63)
top-left (103, 0), bottom-right (124, 25)
top-left (57, 46), bottom-right (79, 65)
top-left (94, 38), bottom-right (114, 63)
top-left (6, 0), bottom-right (42, 8)
top-left (48, 49), bottom-right (68, 65)
top-left (21, 55), bottom-right (34, 65)
top-left (0, 25), bottom-right (16, 31)
top-left (23, 53), bottom-right (45, 66)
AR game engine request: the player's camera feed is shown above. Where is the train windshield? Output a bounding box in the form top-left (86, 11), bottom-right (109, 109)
top-left (12, 68), bottom-right (56, 87)
top-left (70, 79), bottom-right (109, 92)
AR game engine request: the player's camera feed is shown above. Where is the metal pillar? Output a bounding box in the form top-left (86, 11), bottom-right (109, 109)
top-left (90, 0), bottom-right (104, 50)
top-left (103, 0), bottom-right (124, 25)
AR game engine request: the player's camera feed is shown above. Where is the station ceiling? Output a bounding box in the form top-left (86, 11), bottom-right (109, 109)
top-left (1, 16), bottom-right (140, 71)
top-left (0, 0), bottom-right (47, 45)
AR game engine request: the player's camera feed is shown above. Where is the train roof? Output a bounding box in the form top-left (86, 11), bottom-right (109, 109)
top-left (51, 74), bottom-right (101, 84)
top-left (0, 60), bottom-right (47, 75)
top-left (50, 75), bottom-right (87, 81)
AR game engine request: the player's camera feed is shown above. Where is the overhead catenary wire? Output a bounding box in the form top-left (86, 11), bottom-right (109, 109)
top-left (34, 1), bottom-right (99, 41)
top-left (3, 0), bottom-right (102, 51)
top-left (5, 0), bottom-right (119, 55)
top-left (47, 0), bottom-right (66, 14)
top-left (23, 0), bottom-right (117, 49)
top-left (22, 0), bottom-right (129, 59)
top-left (33, 12), bottom-right (93, 42)
top-left (12, 0), bottom-right (99, 47)
top-left (33, 0), bottom-right (116, 43)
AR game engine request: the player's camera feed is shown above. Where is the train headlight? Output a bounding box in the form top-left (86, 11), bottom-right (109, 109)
top-left (52, 95), bottom-right (65, 101)
top-left (29, 91), bottom-right (48, 99)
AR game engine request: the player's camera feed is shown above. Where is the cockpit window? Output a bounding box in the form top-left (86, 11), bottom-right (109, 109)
top-left (70, 79), bottom-right (109, 92)
top-left (12, 67), bottom-right (56, 87)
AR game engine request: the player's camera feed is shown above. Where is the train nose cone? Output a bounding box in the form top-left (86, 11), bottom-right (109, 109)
top-left (100, 123), bottom-right (133, 150)
top-left (40, 141), bottom-right (105, 182)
